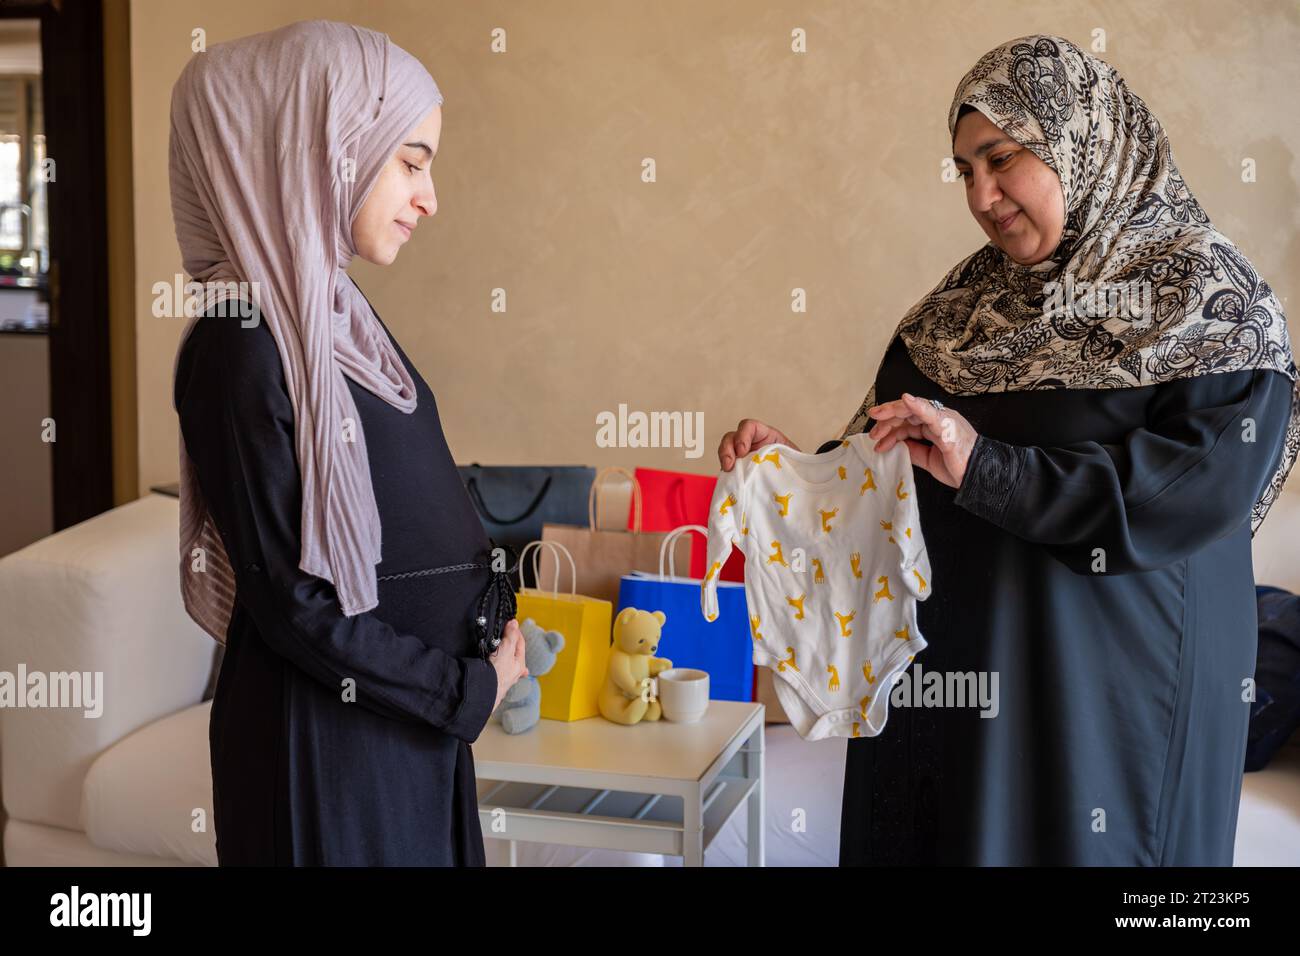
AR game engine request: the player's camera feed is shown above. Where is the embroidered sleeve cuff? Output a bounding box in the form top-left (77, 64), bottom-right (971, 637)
top-left (953, 433), bottom-right (1028, 527)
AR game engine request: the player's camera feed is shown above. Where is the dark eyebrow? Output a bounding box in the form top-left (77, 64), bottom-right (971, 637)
top-left (403, 141), bottom-right (436, 161)
top-left (952, 137), bottom-right (1016, 165)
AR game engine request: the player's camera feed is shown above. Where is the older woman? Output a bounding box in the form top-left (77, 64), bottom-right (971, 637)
top-left (719, 35), bottom-right (1299, 865)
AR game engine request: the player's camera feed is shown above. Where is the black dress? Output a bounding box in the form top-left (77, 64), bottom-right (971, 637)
top-left (834, 335), bottom-right (1295, 866)
top-left (174, 287), bottom-right (499, 866)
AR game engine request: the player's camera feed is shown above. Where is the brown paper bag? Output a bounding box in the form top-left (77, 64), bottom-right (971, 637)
top-left (755, 668), bottom-right (792, 724)
top-left (540, 466), bottom-right (690, 607)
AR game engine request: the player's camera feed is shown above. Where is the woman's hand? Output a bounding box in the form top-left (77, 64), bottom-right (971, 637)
top-left (489, 618), bottom-right (529, 711)
top-left (718, 419), bottom-right (800, 471)
top-left (868, 393), bottom-right (978, 489)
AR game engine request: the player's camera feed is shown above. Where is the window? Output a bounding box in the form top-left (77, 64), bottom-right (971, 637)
top-left (0, 74), bottom-right (45, 278)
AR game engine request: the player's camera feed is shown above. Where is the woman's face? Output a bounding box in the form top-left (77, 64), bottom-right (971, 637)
top-left (351, 105), bottom-right (442, 265)
top-left (952, 108), bottom-right (1064, 265)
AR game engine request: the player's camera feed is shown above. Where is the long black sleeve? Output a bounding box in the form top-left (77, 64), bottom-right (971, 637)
top-left (952, 367), bottom-right (1295, 574)
top-left (175, 312), bottom-right (498, 742)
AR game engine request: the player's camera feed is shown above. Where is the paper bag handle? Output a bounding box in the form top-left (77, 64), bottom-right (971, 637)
top-left (657, 523), bottom-right (707, 580)
top-left (588, 466), bottom-right (644, 533)
top-left (517, 540), bottom-right (577, 596)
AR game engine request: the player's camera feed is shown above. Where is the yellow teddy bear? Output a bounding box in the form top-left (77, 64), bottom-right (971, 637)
top-left (599, 607), bottom-right (674, 725)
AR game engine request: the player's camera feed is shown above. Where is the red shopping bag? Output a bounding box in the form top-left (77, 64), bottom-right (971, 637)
top-left (627, 467), bottom-right (745, 582)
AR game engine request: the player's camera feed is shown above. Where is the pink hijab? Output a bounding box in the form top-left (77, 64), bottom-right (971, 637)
top-left (169, 19), bottom-right (442, 643)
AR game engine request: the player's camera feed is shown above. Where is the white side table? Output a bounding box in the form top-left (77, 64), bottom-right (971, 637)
top-left (473, 700), bottom-right (765, 866)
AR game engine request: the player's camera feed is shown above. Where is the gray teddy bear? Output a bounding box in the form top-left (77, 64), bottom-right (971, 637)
top-left (491, 617), bottom-right (566, 734)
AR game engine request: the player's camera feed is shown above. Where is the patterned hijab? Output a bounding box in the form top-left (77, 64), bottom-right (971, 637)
top-left (170, 20), bottom-right (441, 643)
top-left (840, 34), bottom-right (1299, 535)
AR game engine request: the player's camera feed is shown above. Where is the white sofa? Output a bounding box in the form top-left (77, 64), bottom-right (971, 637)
top-left (0, 494), bottom-right (216, 865)
top-left (2, 489), bottom-right (1299, 867)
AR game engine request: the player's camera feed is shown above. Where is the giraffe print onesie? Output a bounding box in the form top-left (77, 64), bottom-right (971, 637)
top-left (700, 433), bottom-right (932, 740)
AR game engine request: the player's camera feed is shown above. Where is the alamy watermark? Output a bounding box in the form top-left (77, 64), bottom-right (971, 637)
top-left (151, 274), bottom-right (262, 326)
top-left (49, 885), bottom-right (150, 935)
top-left (888, 662), bottom-right (999, 718)
top-left (595, 403), bottom-right (705, 459)
top-left (0, 664), bottom-right (103, 718)
top-left (1043, 274), bottom-right (1153, 322)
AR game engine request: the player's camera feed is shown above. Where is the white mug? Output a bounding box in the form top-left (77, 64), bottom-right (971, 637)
top-left (657, 668), bottom-right (710, 722)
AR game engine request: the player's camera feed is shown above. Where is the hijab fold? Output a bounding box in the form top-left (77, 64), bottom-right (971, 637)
top-left (842, 34), bottom-right (1298, 536)
top-left (169, 19), bottom-right (443, 643)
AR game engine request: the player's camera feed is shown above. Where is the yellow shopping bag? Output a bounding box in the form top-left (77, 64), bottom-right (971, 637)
top-left (515, 541), bottom-right (612, 721)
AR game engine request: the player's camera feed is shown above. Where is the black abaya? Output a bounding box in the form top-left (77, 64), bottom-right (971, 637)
top-left (835, 335), bottom-right (1295, 866)
top-left (174, 287), bottom-right (499, 866)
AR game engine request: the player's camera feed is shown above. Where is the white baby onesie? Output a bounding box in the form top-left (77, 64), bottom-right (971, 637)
top-left (700, 433), bottom-right (932, 741)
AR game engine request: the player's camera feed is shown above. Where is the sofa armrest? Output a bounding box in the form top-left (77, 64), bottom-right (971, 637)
top-left (0, 494), bottom-right (214, 831)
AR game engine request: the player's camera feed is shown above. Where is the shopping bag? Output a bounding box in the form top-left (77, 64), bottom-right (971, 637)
top-left (515, 541), bottom-right (613, 721)
top-left (617, 525), bottom-right (754, 702)
top-left (456, 464), bottom-right (595, 588)
top-left (540, 466), bottom-right (690, 605)
top-left (630, 467), bottom-right (745, 583)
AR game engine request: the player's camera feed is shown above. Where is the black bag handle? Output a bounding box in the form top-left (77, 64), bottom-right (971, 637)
top-left (464, 471), bottom-right (554, 526)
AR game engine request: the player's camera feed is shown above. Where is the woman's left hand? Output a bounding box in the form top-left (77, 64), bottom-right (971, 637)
top-left (867, 393), bottom-right (978, 489)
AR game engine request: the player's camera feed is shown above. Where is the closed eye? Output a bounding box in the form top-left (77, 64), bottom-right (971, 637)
top-left (404, 161), bottom-right (423, 174)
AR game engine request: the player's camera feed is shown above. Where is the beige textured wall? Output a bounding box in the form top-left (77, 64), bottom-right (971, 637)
top-left (0, 334), bottom-right (51, 556)
top-left (129, 0), bottom-right (1299, 496)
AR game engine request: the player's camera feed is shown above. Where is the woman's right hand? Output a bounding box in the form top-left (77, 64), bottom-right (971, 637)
top-left (489, 618), bottom-right (529, 711)
top-left (718, 419), bottom-right (800, 471)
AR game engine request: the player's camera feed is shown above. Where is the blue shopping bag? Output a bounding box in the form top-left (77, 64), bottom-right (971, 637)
top-left (617, 525), bottom-right (753, 702)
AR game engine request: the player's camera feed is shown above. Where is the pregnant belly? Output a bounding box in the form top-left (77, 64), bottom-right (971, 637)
top-left (374, 567), bottom-right (494, 659)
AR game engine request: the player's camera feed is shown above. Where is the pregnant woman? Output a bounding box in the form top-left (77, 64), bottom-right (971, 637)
top-left (719, 35), bottom-right (1299, 865)
top-left (170, 20), bottom-right (527, 865)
